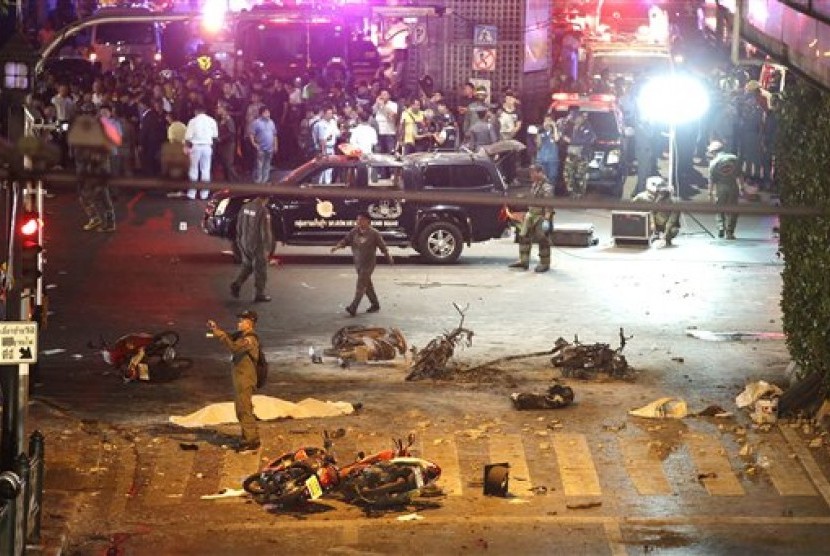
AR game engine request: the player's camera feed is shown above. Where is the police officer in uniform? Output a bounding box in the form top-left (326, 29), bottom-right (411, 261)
top-left (230, 196), bottom-right (273, 302)
top-left (633, 176), bottom-right (680, 246)
top-left (707, 141), bottom-right (742, 239)
top-left (558, 109), bottom-right (596, 197)
top-left (207, 310), bottom-right (261, 453)
top-left (509, 164), bottom-right (554, 272)
top-left (331, 212), bottom-right (394, 316)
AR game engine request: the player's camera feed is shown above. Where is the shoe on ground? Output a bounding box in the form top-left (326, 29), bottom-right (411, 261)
top-left (230, 282), bottom-right (240, 299)
top-left (253, 294), bottom-right (272, 302)
top-left (83, 217), bottom-right (102, 231)
top-left (508, 261), bottom-right (529, 270)
top-left (534, 264), bottom-right (550, 273)
top-left (718, 229), bottom-right (725, 239)
top-left (345, 306), bottom-right (356, 317)
top-left (235, 440), bottom-right (261, 453)
top-left (96, 223), bottom-right (116, 233)
top-left (367, 305), bottom-right (380, 313)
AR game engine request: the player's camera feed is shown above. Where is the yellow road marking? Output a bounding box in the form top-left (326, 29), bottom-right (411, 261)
top-left (421, 432), bottom-right (463, 496)
top-left (620, 436), bottom-right (673, 495)
top-left (686, 433), bottom-right (744, 496)
top-left (489, 434), bottom-right (533, 497)
top-left (553, 433), bottom-right (602, 497)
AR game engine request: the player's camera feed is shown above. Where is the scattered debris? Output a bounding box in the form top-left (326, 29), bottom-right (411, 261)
top-left (484, 463), bottom-right (510, 497)
top-left (697, 472), bottom-right (717, 481)
top-left (739, 444), bottom-right (753, 457)
top-left (629, 398), bottom-right (688, 419)
top-left (41, 348), bottom-right (67, 356)
top-left (178, 443), bottom-right (199, 451)
top-left (685, 330), bottom-right (786, 342)
top-left (529, 486), bottom-right (549, 495)
top-left (550, 328), bottom-right (634, 381)
top-left (566, 501), bottom-right (602, 510)
top-left (511, 382), bottom-right (574, 410)
top-left (736, 381), bottom-right (784, 409)
top-left (396, 513), bottom-right (424, 522)
top-left (809, 437), bottom-right (823, 449)
top-left (406, 303), bottom-right (474, 381)
top-left (671, 357), bottom-right (685, 363)
top-left (696, 405), bottom-right (733, 418)
top-left (603, 422), bottom-right (626, 432)
top-left (752, 398), bottom-right (779, 425)
top-left (200, 488), bottom-right (246, 500)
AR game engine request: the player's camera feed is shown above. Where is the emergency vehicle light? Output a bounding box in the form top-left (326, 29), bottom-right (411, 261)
top-left (551, 93), bottom-right (580, 101)
top-left (589, 94), bottom-right (616, 103)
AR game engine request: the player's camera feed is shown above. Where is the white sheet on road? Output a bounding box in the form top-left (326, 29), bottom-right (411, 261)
top-left (169, 396), bottom-right (355, 428)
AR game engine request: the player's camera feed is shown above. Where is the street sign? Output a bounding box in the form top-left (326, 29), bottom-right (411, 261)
top-left (410, 22), bottom-right (427, 46)
top-left (472, 47), bottom-right (497, 71)
top-left (474, 24), bottom-right (498, 46)
top-left (0, 322), bottom-right (38, 364)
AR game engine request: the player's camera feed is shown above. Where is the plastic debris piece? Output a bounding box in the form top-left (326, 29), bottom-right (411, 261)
top-left (396, 513), bottom-right (424, 521)
top-left (629, 397), bottom-right (688, 419)
top-left (736, 381), bottom-right (783, 409)
top-left (200, 488), bottom-right (246, 500)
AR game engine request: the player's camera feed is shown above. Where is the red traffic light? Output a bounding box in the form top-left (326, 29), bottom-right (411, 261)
top-left (19, 213), bottom-right (41, 237)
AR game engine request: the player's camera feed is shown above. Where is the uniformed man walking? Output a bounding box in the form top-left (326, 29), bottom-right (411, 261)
top-left (207, 310), bottom-right (261, 453)
top-left (509, 164), bottom-right (554, 272)
top-left (331, 212), bottom-right (394, 316)
top-left (707, 141), bottom-right (742, 239)
top-left (558, 109), bottom-right (596, 197)
top-left (231, 196), bottom-right (273, 302)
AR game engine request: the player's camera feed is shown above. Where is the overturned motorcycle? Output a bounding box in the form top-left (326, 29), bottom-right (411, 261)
top-left (322, 326), bottom-right (408, 368)
top-left (88, 330), bottom-right (193, 383)
top-left (550, 328), bottom-right (634, 381)
top-left (243, 432), bottom-right (442, 509)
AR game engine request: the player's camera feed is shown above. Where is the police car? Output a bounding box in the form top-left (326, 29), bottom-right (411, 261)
top-left (203, 151), bottom-right (509, 264)
top-left (550, 93), bottom-right (631, 197)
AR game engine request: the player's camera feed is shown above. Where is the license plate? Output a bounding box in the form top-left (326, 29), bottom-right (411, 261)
top-left (305, 474), bottom-right (323, 500)
top-left (413, 467), bottom-right (424, 489)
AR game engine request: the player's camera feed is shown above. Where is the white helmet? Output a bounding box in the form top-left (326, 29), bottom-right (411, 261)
top-left (646, 176), bottom-right (667, 193)
top-left (707, 140), bottom-right (724, 155)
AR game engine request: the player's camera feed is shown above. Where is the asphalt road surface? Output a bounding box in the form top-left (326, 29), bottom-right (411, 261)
top-left (29, 187), bottom-right (830, 555)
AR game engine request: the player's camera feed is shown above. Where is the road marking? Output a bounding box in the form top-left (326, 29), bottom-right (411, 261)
top-left (603, 521), bottom-right (628, 556)
top-left (553, 433), bottom-right (602, 497)
top-left (780, 425), bottom-right (830, 506)
top-left (686, 433), bottom-right (744, 496)
top-left (489, 434), bottom-right (533, 497)
top-left (421, 432), bottom-right (463, 496)
top-left (219, 447), bottom-right (262, 492)
top-left (619, 436), bottom-right (673, 495)
top-left (757, 435), bottom-right (817, 496)
top-left (105, 441), bottom-right (136, 517)
top-left (142, 442), bottom-right (197, 506)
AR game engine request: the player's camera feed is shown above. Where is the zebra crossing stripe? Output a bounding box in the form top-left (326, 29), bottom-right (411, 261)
top-left (757, 434), bottom-right (817, 496)
top-left (421, 433), bottom-right (463, 496)
top-left (619, 436), bottom-right (673, 495)
top-left (686, 433), bottom-right (744, 496)
top-left (141, 442), bottom-right (198, 506)
top-left (780, 426), bottom-right (830, 507)
top-left (552, 433), bottom-right (602, 497)
top-left (489, 434), bottom-right (534, 497)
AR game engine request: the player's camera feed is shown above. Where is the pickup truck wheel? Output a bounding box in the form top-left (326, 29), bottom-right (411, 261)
top-left (417, 221), bottom-right (463, 264)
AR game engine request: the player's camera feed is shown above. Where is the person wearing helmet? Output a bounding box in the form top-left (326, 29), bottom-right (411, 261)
top-left (509, 164), bottom-right (555, 272)
top-left (707, 140), bottom-right (742, 239)
top-left (633, 176), bottom-right (680, 246)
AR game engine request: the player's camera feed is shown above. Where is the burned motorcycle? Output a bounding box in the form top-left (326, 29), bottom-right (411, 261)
top-left (550, 327), bottom-right (633, 380)
top-left (511, 382), bottom-right (575, 410)
top-left (88, 330), bottom-right (192, 383)
top-left (325, 326), bottom-right (408, 367)
top-left (406, 303), bottom-right (473, 381)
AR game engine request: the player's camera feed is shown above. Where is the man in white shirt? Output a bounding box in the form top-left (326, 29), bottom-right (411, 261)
top-left (184, 105), bottom-right (218, 200)
top-left (348, 112), bottom-right (378, 154)
top-left (312, 106), bottom-right (340, 184)
top-left (372, 89), bottom-right (398, 155)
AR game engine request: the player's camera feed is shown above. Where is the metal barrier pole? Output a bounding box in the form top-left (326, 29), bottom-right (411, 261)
top-left (0, 469), bottom-right (23, 556)
top-left (27, 432), bottom-right (44, 544)
top-left (15, 453), bottom-right (30, 556)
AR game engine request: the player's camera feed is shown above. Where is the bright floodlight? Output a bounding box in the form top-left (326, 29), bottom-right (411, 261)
top-left (202, 0), bottom-right (226, 34)
top-left (637, 73), bottom-right (710, 125)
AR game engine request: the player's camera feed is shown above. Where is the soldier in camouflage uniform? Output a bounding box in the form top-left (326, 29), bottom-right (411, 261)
top-left (558, 109), bottom-right (596, 198)
top-left (509, 164), bottom-right (554, 273)
top-left (707, 141), bottom-right (743, 239)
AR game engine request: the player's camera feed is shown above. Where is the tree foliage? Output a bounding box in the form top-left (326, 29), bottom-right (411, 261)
top-left (777, 80), bottom-right (830, 380)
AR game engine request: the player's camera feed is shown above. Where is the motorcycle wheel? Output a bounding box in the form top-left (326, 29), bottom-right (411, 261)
top-left (244, 464), bottom-right (314, 507)
top-left (351, 463), bottom-right (416, 507)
